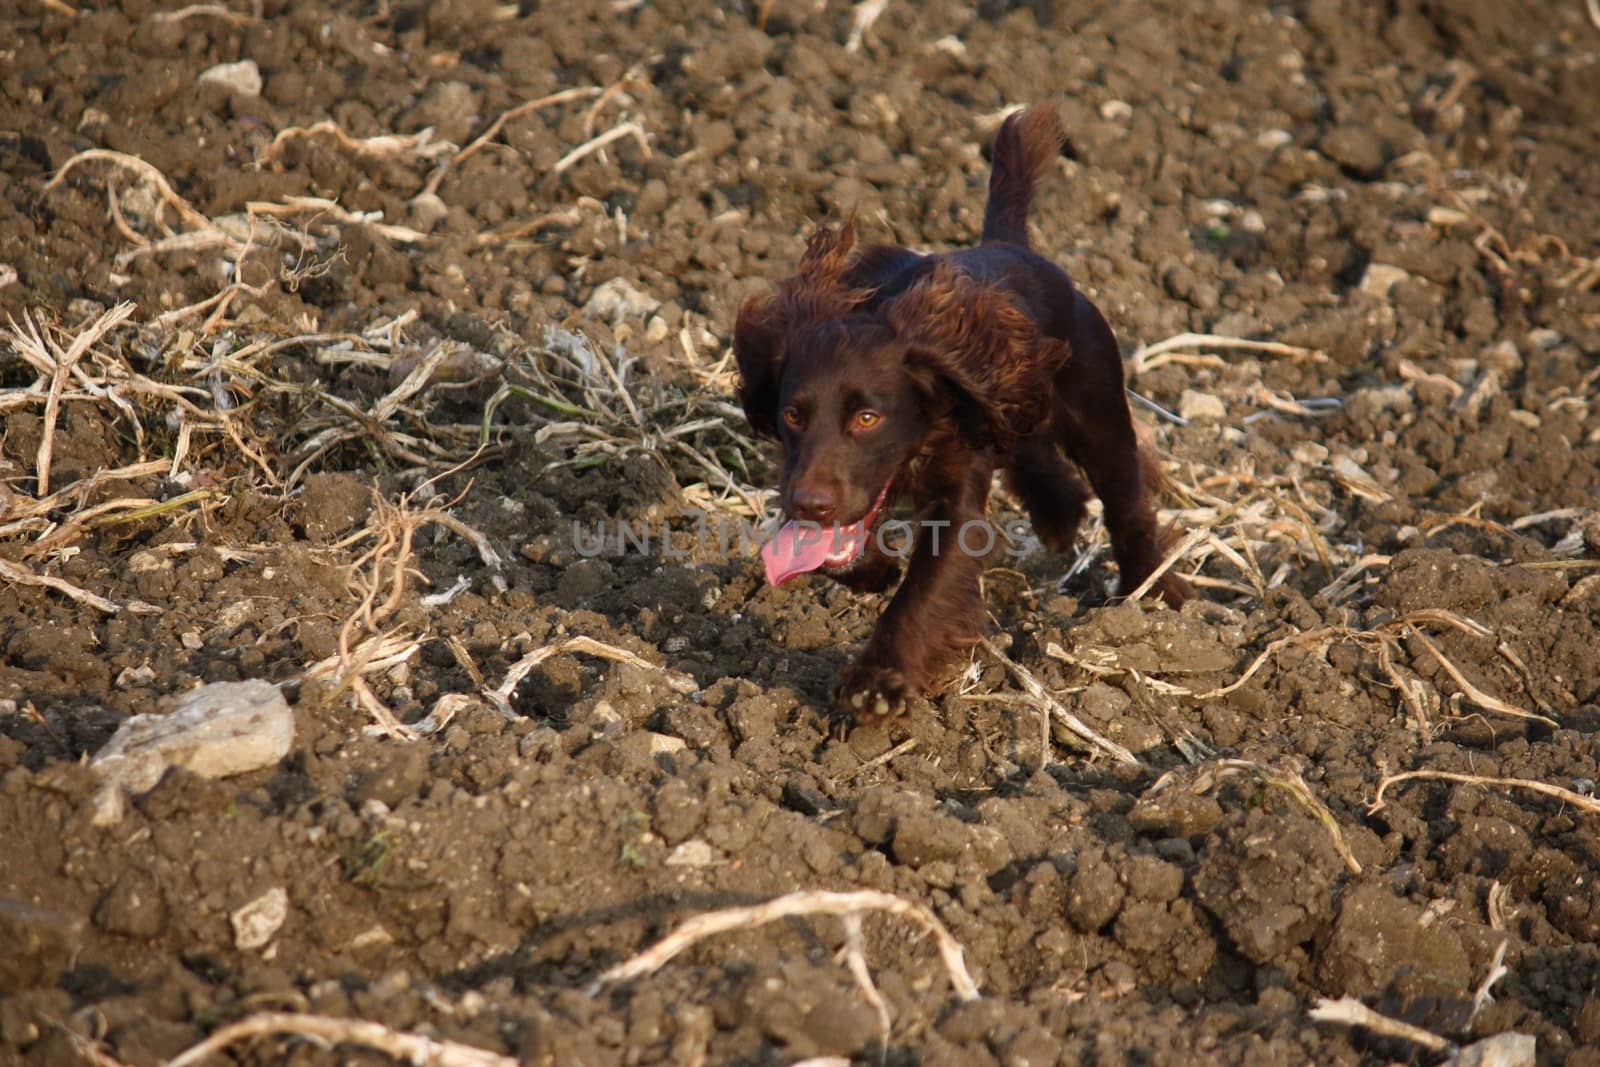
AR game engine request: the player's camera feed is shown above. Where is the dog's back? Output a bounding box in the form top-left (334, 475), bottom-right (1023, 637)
top-left (843, 105), bottom-right (1074, 333)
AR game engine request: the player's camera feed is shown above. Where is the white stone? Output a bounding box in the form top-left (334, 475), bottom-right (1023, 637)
top-left (198, 60), bottom-right (262, 97)
top-left (231, 887), bottom-right (288, 951)
top-left (646, 732), bottom-right (686, 756)
top-left (349, 925), bottom-right (395, 951)
top-left (589, 699), bottom-right (625, 739)
top-left (407, 192), bottom-right (449, 231)
top-left (92, 680), bottom-right (294, 794)
top-left (212, 599), bottom-right (254, 635)
top-left (585, 277), bottom-right (660, 324)
top-left (89, 783), bottom-right (127, 827)
top-left (665, 840), bottom-right (718, 867)
top-left (126, 550), bottom-right (172, 574)
top-left (1177, 389), bottom-right (1227, 422)
top-left (1290, 442), bottom-right (1330, 466)
top-left (1359, 263), bottom-right (1411, 298)
top-left (114, 664), bottom-right (156, 687)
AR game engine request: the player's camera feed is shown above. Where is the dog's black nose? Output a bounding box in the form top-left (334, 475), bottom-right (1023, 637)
top-left (790, 486), bottom-right (838, 523)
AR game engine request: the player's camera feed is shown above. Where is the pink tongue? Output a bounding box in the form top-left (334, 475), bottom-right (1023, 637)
top-left (762, 521), bottom-right (857, 585)
top-left (762, 522), bottom-right (833, 585)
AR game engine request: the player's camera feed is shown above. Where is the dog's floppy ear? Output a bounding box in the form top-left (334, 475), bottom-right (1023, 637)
top-left (733, 291), bottom-right (785, 439)
top-left (886, 264), bottom-right (1068, 452)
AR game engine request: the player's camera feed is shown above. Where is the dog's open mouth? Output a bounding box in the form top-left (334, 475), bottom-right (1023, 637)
top-left (762, 482), bottom-right (892, 586)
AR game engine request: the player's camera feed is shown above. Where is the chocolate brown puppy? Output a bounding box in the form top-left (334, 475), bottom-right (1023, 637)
top-left (735, 103), bottom-right (1189, 723)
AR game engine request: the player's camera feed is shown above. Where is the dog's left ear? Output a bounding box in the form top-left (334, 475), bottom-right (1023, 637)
top-left (887, 265), bottom-right (1067, 452)
top-left (733, 291), bottom-right (785, 439)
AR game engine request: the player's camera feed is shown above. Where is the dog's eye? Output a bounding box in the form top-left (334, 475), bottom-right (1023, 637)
top-left (781, 406), bottom-right (803, 429)
top-left (852, 410), bottom-right (882, 432)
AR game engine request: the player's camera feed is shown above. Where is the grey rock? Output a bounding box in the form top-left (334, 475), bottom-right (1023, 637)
top-left (93, 680), bottom-right (294, 794)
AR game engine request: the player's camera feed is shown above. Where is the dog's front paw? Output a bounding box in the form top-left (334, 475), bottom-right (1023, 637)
top-left (835, 665), bottom-right (912, 724)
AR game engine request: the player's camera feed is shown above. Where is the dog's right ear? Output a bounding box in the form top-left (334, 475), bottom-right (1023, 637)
top-left (887, 263), bottom-right (1064, 453)
top-left (733, 291), bottom-right (784, 439)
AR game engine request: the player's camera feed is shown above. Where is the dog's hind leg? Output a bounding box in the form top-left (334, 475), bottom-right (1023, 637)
top-left (1054, 298), bottom-right (1190, 607)
top-left (1006, 436), bottom-right (1091, 554)
top-left (1056, 408), bottom-right (1185, 606)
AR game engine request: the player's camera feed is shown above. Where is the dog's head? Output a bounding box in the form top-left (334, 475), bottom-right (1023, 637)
top-left (735, 221), bottom-right (1059, 548)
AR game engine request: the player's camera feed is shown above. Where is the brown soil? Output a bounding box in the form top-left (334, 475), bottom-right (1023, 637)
top-left (3, 1), bottom-right (1599, 1065)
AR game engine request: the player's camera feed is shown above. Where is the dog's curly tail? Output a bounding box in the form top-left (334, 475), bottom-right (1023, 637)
top-left (981, 103), bottom-right (1065, 249)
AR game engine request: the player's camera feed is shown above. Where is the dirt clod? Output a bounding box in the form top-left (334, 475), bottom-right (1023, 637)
top-left (1193, 810), bottom-right (1343, 966)
top-left (1315, 882), bottom-right (1472, 1000)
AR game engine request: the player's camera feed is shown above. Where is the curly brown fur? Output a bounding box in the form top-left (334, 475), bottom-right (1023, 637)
top-left (733, 218), bottom-right (875, 439)
top-left (884, 263), bottom-right (1071, 449)
top-left (734, 102), bottom-right (1191, 725)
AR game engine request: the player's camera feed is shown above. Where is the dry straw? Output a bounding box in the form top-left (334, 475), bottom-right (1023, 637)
top-left (13, 79), bottom-right (760, 746)
top-left (591, 889), bottom-right (981, 1005)
top-left (166, 1012), bottom-right (516, 1067)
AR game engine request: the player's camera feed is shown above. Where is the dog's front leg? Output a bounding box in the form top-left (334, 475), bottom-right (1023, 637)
top-left (835, 468), bottom-right (992, 723)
